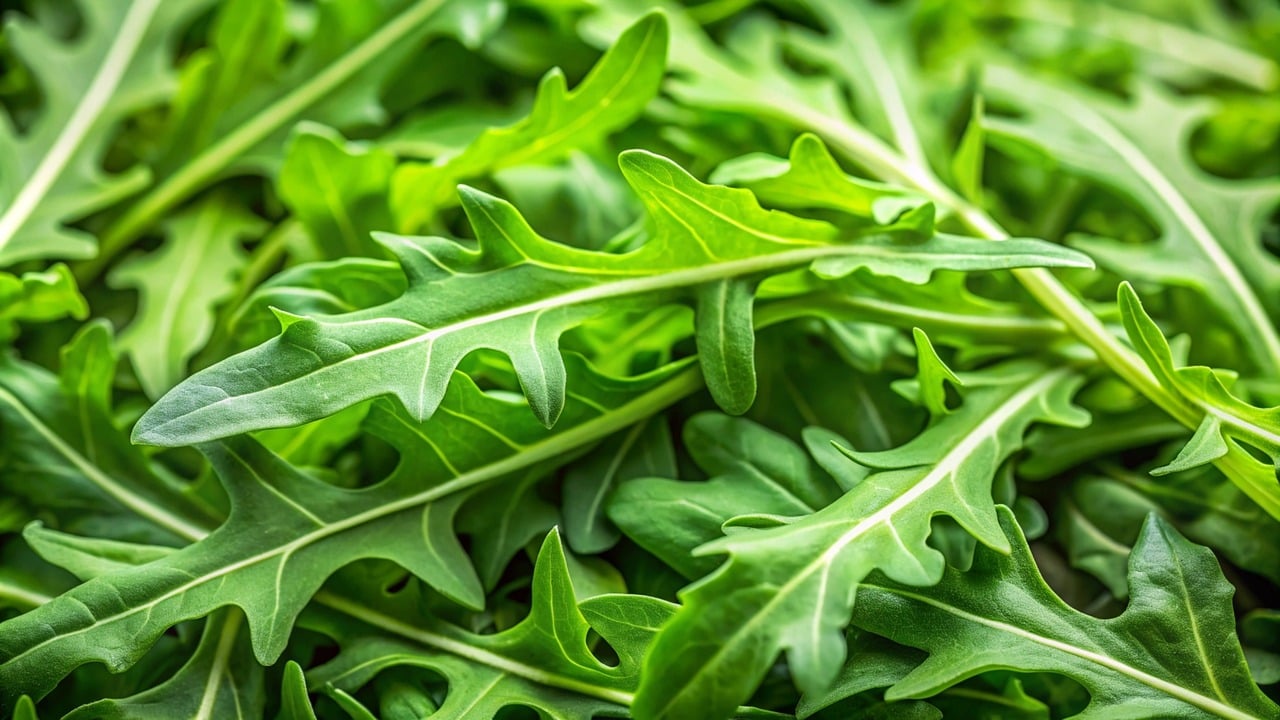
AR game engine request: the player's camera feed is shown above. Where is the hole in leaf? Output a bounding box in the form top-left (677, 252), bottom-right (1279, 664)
top-left (494, 705), bottom-right (541, 720)
top-left (1263, 203), bottom-right (1280, 261)
top-left (586, 628), bottom-right (620, 668)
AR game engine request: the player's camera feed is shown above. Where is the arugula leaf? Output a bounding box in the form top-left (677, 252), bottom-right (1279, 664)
top-left (134, 150), bottom-right (1089, 445)
top-left (853, 507), bottom-right (1279, 719)
top-left (0, 0), bottom-right (212, 266)
top-left (82, 0), bottom-right (505, 277)
top-left (4, 1), bottom-right (1278, 716)
top-left (306, 530), bottom-right (676, 718)
top-left (0, 264), bottom-right (88, 343)
top-left (108, 193), bottom-right (264, 398)
top-left (0, 356), bottom-right (703, 707)
top-left (632, 365), bottom-right (1088, 719)
top-left (0, 322), bottom-right (218, 545)
top-left (279, 123), bottom-right (397, 260)
top-left (62, 610), bottom-right (262, 720)
top-left (1118, 283), bottom-right (1280, 516)
top-left (392, 12), bottom-right (669, 231)
top-left (986, 67), bottom-right (1280, 376)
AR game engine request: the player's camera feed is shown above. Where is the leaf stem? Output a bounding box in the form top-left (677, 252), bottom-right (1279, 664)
top-left (0, 581), bottom-right (52, 610)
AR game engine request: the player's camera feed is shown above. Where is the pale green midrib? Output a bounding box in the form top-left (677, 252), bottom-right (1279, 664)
top-left (1063, 498), bottom-right (1131, 556)
top-left (194, 612), bottom-right (242, 720)
top-left (0, 580), bottom-right (51, 609)
top-left (0, 384), bottom-right (208, 542)
top-left (1168, 539), bottom-right (1229, 703)
top-left (132, 197), bottom-right (220, 396)
top-left (647, 370), bottom-right (1067, 717)
top-left (1203, 405), bottom-right (1280, 451)
top-left (0, 0), bottom-right (159, 253)
top-left (834, 6), bottom-right (928, 169)
top-left (312, 591), bottom-right (633, 706)
top-left (89, 0), bottom-right (449, 277)
top-left (3, 367), bottom-right (706, 668)
top-left (861, 583), bottom-right (1262, 720)
top-left (760, 293), bottom-right (1067, 337)
top-left (1065, 98), bottom-right (1280, 375)
top-left (145, 241), bottom-right (919, 436)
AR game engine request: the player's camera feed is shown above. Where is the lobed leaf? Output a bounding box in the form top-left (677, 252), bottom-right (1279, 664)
top-left (630, 366), bottom-right (1089, 719)
top-left (391, 12), bottom-right (670, 230)
top-left (134, 149), bottom-right (1090, 445)
top-left (0, 0), bottom-right (213, 265)
top-left (0, 355), bottom-right (703, 709)
top-left (853, 507), bottom-right (1279, 719)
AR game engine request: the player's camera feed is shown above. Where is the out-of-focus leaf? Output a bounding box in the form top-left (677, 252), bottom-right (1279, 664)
top-left (391, 12), bottom-right (668, 230)
top-left (0, 0), bottom-right (213, 266)
top-left (278, 123), bottom-right (396, 260)
top-left (0, 264), bottom-right (88, 342)
top-left (108, 193), bottom-right (264, 398)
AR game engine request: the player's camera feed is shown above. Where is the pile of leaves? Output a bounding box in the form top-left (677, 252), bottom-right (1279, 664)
top-left (2, 0), bottom-right (1279, 717)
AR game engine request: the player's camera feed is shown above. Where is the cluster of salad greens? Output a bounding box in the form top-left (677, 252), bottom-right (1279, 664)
top-left (2, 0), bottom-right (1279, 717)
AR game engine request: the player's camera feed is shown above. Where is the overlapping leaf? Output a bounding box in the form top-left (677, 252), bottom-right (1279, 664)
top-left (1118, 283), bottom-right (1280, 515)
top-left (108, 193), bottom-right (264, 398)
top-left (392, 12), bottom-right (669, 231)
top-left (89, 0), bottom-right (505, 265)
top-left (0, 355), bottom-right (702, 710)
top-left (134, 149), bottom-right (1089, 445)
top-left (0, 322), bottom-right (218, 545)
top-left (852, 507), bottom-right (1279, 719)
top-left (279, 124), bottom-right (397, 260)
top-left (303, 531), bottom-right (678, 719)
top-left (0, 0), bottom-right (212, 266)
top-left (630, 365), bottom-right (1089, 719)
top-left (986, 66), bottom-right (1280, 375)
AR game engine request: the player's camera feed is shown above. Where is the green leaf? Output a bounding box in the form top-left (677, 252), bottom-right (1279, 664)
top-left (895, 328), bottom-right (962, 418)
top-left (0, 264), bottom-right (88, 342)
top-left (92, 0), bottom-right (506, 265)
top-left (307, 531), bottom-right (677, 718)
top-left (631, 366), bottom-right (1089, 720)
top-left (711, 133), bottom-right (923, 223)
top-left (63, 610), bottom-right (263, 720)
top-left (796, 632), bottom-right (936, 719)
top-left (0, 357), bottom-right (704, 707)
top-left (135, 150), bottom-right (1090, 445)
top-left (391, 12), bottom-right (669, 230)
top-left (0, 321), bottom-right (218, 545)
top-left (0, 0), bottom-right (212, 265)
top-left (278, 123), bottom-right (396, 260)
top-left (1118, 282), bottom-right (1280, 503)
top-left (952, 95), bottom-right (986, 204)
top-left (222, 256), bottom-right (405, 352)
top-left (695, 278), bottom-right (758, 414)
top-left (562, 415), bottom-right (675, 554)
top-left (279, 661), bottom-right (320, 720)
top-left (23, 523), bottom-right (174, 581)
top-left (108, 193), bottom-right (264, 398)
top-left (987, 67), bottom-right (1280, 375)
top-left (854, 507), bottom-right (1280, 719)
top-left (12, 696), bottom-right (38, 720)
top-left (610, 413), bottom-right (842, 580)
